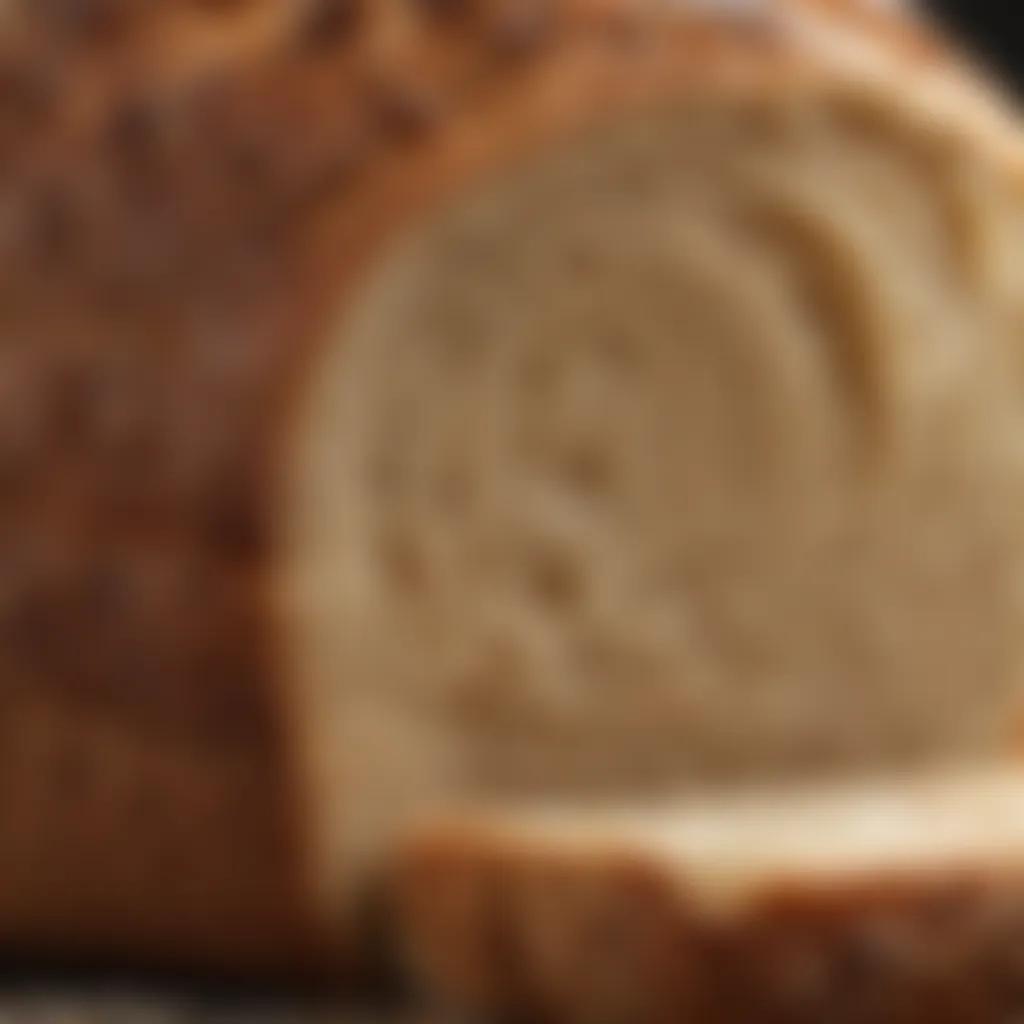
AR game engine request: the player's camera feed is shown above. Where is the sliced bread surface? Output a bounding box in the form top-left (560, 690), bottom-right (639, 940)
top-left (397, 769), bottom-right (1024, 1022)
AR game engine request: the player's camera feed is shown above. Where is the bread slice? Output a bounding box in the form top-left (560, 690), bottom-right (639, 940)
top-left (1, 0), bottom-right (1024, 977)
top-left (396, 769), bottom-right (1024, 1022)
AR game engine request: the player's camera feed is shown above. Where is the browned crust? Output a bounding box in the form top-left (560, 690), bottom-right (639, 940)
top-left (398, 827), bottom-right (1024, 1022)
top-left (0, 0), bottom-right (1013, 977)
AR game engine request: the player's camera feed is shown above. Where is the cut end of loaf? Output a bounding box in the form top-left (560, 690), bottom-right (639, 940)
top-left (283, 82), bottom-right (1024, 912)
top-left (395, 767), bottom-right (1024, 1022)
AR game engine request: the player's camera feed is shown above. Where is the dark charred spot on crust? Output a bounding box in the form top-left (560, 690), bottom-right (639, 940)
top-left (203, 479), bottom-right (274, 562)
top-left (294, 0), bottom-right (364, 54)
top-left (104, 90), bottom-right (170, 190)
top-left (370, 78), bottom-right (446, 140)
top-left (107, 90), bottom-right (161, 153)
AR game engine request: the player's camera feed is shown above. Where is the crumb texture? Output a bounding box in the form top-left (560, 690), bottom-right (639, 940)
top-left (290, 92), bottom-right (1024, 858)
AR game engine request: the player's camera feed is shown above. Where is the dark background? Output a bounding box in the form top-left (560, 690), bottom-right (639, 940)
top-left (927, 0), bottom-right (1023, 92)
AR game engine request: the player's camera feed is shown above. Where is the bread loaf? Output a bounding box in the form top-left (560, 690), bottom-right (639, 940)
top-left (1, 0), bottom-right (1023, 976)
top-left (396, 770), bottom-right (1024, 1022)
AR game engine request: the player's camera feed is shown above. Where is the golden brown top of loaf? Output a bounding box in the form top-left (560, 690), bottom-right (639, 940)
top-left (0, 0), bottom-right (1013, 337)
top-left (0, 0), bottom-right (1008, 304)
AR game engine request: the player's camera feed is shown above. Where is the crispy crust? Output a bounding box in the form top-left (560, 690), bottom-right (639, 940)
top-left (398, 824), bottom-right (1024, 1022)
top-left (0, 0), bottom-right (1015, 976)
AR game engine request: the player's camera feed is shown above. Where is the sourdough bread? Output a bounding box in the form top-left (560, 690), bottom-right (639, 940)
top-left (0, 0), bottom-right (1022, 976)
top-left (396, 770), bottom-right (1024, 1022)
